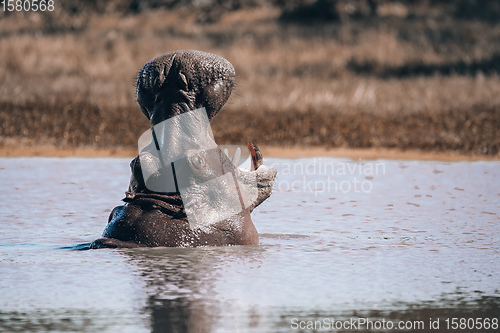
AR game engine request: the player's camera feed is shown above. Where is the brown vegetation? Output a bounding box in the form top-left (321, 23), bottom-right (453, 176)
top-left (1, 1), bottom-right (499, 156)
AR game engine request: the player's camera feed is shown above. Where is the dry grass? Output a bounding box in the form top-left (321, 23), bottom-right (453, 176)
top-left (1, 4), bottom-right (499, 155)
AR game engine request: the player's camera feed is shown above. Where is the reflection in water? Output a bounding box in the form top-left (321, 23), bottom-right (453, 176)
top-left (123, 246), bottom-right (267, 332)
top-left (0, 157), bottom-right (499, 332)
top-left (138, 250), bottom-right (216, 333)
top-left (116, 244), bottom-right (500, 333)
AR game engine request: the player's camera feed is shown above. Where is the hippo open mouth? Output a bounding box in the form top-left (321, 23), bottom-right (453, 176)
top-left (89, 50), bottom-right (277, 248)
top-left (126, 137), bottom-right (275, 220)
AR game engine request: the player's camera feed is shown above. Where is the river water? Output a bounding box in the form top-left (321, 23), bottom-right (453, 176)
top-left (0, 157), bottom-right (499, 332)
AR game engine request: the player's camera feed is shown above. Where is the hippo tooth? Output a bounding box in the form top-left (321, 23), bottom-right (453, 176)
top-left (232, 147), bottom-right (241, 166)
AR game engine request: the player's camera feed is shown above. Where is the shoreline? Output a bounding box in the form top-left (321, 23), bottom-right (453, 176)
top-left (0, 144), bottom-right (497, 161)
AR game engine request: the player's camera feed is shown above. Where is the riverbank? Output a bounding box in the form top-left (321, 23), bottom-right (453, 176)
top-left (1, 141), bottom-right (497, 162)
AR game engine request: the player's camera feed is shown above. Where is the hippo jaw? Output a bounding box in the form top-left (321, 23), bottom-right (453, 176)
top-left (181, 141), bottom-right (277, 220)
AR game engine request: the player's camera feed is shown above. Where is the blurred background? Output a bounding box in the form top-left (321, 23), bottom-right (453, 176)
top-left (0, 0), bottom-right (499, 155)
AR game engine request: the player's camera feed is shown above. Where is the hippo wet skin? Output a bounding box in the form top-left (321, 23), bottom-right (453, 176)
top-left (90, 50), bottom-right (277, 248)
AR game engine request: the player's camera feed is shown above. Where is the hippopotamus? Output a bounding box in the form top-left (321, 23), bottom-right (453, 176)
top-left (89, 50), bottom-right (277, 248)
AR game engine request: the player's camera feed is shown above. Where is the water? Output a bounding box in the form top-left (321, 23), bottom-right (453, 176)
top-left (0, 157), bottom-right (499, 332)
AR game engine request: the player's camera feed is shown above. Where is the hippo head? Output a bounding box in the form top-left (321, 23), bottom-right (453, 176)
top-left (87, 50), bottom-right (277, 248)
top-left (132, 50), bottom-right (276, 215)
